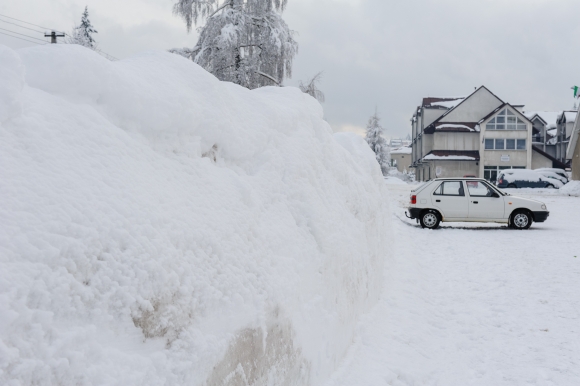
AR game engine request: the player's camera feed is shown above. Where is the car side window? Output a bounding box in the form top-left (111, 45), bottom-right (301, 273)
top-left (433, 181), bottom-right (465, 196)
top-left (467, 181), bottom-right (494, 197)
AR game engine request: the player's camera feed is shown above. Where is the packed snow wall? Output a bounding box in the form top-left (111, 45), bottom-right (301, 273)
top-left (0, 44), bottom-right (390, 385)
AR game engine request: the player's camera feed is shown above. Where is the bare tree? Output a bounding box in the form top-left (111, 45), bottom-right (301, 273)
top-left (171, 0), bottom-right (298, 90)
top-left (299, 72), bottom-right (325, 103)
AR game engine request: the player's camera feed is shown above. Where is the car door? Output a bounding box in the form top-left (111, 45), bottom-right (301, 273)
top-left (431, 181), bottom-right (469, 219)
top-left (466, 181), bottom-right (505, 220)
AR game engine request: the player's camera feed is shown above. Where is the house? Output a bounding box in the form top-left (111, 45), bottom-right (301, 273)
top-left (568, 113), bottom-right (580, 180)
top-left (410, 86), bottom-right (561, 182)
top-left (524, 110), bottom-right (577, 167)
top-left (524, 111), bottom-right (560, 154)
top-left (390, 146), bottom-right (412, 172)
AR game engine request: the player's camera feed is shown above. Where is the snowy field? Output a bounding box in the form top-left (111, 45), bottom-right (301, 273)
top-left (327, 183), bottom-right (580, 386)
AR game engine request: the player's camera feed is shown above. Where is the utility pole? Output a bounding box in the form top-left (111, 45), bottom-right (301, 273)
top-left (44, 30), bottom-right (65, 44)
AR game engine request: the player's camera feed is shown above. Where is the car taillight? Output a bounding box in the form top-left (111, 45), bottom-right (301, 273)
top-left (499, 179), bottom-right (503, 184)
top-left (410, 195), bottom-right (417, 204)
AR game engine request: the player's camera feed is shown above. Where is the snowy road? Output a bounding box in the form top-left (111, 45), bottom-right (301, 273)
top-left (326, 184), bottom-right (580, 386)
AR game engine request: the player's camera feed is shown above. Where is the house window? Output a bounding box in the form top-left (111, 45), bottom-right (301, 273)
top-left (484, 166), bottom-right (525, 182)
top-left (484, 138), bottom-right (526, 150)
top-left (433, 181), bottom-right (465, 196)
top-left (486, 108), bottom-right (527, 130)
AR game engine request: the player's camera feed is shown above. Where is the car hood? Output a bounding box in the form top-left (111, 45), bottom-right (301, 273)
top-left (505, 195), bottom-right (547, 211)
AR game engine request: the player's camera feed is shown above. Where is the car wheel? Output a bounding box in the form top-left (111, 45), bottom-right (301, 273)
top-left (546, 184), bottom-right (556, 189)
top-left (511, 210), bottom-right (532, 230)
top-left (507, 183), bottom-right (516, 188)
top-left (420, 210), bottom-right (440, 229)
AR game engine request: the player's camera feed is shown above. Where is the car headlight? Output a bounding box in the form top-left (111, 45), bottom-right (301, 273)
top-left (541, 204), bottom-right (547, 210)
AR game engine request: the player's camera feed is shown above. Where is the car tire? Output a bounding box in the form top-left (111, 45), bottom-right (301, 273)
top-left (511, 210), bottom-right (532, 230)
top-left (420, 210), bottom-right (440, 229)
top-left (546, 184), bottom-right (556, 189)
top-left (507, 183), bottom-right (517, 188)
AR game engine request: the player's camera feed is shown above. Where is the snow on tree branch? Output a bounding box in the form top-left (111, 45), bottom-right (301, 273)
top-left (365, 110), bottom-right (390, 176)
top-left (66, 6), bottom-right (98, 50)
top-left (171, 0), bottom-right (297, 90)
top-left (299, 72), bottom-right (325, 103)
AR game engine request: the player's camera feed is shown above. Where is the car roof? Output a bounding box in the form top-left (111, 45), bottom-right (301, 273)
top-left (432, 177), bottom-right (486, 181)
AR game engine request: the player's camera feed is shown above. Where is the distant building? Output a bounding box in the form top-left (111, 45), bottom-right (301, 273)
top-left (391, 146), bottom-right (412, 172)
top-left (410, 86), bottom-right (563, 182)
top-left (390, 138), bottom-right (403, 148)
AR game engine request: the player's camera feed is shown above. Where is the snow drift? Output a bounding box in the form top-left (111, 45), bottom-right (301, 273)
top-left (560, 180), bottom-right (580, 196)
top-left (0, 44), bottom-right (389, 385)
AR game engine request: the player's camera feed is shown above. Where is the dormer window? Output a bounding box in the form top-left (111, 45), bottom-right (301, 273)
top-left (486, 108), bottom-right (526, 130)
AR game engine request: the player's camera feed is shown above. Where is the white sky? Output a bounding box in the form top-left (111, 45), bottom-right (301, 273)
top-left (1, 0), bottom-right (579, 139)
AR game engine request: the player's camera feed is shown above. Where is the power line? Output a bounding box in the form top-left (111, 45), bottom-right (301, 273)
top-left (0, 19), bottom-right (45, 34)
top-left (0, 13), bottom-right (119, 60)
top-left (0, 30), bottom-right (47, 45)
top-left (0, 27), bottom-right (47, 42)
top-left (0, 13), bottom-right (65, 34)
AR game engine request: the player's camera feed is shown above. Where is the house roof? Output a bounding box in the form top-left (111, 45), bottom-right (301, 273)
top-left (421, 97), bottom-right (465, 109)
top-left (559, 111), bottom-right (578, 123)
top-left (524, 111), bottom-right (560, 127)
top-left (532, 146), bottom-right (567, 169)
top-left (422, 150), bottom-right (480, 162)
top-left (424, 122), bottom-right (480, 134)
top-left (422, 86), bottom-right (506, 135)
top-left (477, 103), bottom-right (534, 125)
top-left (391, 146), bottom-right (412, 155)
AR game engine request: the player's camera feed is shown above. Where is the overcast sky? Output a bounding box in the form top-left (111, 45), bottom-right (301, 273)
top-left (1, 0), bottom-right (579, 139)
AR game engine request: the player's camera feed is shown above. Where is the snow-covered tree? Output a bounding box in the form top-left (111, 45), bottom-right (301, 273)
top-left (299, 72), bottom-right (325, 103)
top-left (171, 0), bottom-right (298, 89)
top-left (365, 110), bottom-right (390, 175)
top-left (67, 6), bottom-right (98, 49)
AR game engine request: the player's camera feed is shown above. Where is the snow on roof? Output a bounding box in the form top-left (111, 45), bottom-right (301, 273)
top-left (423, 154), bottom-right (477, 161)
top-left (422, 97), bottom-right (465, 109)
top-left (434, 123), bottom-right (478, 132)
top-left (430, 99), bottom-right (465, 109)
top-left (391, 147), bottom-right (412, 155)
top-left (524, 111), bottom-right (560, 127)
top-left (422, 150), bottom-right (480, 161)
top-left (563, 111), bottom-right (577, 122)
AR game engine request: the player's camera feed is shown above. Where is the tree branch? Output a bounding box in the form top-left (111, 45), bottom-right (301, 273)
top-left (208, 0), bottom-right (232, 19)
top-left (255, 71), bottom-right (280, 86)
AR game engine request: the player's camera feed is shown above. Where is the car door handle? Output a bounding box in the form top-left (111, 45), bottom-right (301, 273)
top-left (436, 200), bottom-right (441, 202)
top-left (472, 201), bottom-right (478, 204)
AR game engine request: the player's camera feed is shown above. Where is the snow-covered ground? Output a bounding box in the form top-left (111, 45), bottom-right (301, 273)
top-left (326, 183), bottom-right (580, 386)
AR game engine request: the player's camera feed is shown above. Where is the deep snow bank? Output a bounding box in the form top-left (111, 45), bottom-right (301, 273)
top-left (560, 180), bottom-right (580, 196)
top-left (0, 44), bottom-right (390, 385)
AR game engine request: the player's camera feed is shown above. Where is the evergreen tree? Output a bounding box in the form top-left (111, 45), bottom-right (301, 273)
top-left (67, 6), bottom-right (98, 49)
top-left (299, 72), bottom-right (325, 103)
top-left (365, 110), bottom-right (390, 175)
top-left (171, 0), bottom-right (298, 89)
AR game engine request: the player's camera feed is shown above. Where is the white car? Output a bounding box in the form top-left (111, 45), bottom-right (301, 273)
top-left (406, 178), bottom-right (549, 229)
top-left (534, 168), bottom-right (569, 183)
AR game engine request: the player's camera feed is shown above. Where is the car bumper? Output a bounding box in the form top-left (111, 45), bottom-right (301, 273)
top-left (532, 211), bottom-right (550, 222)
top-left (406, 208), bottom-right (422, 219)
